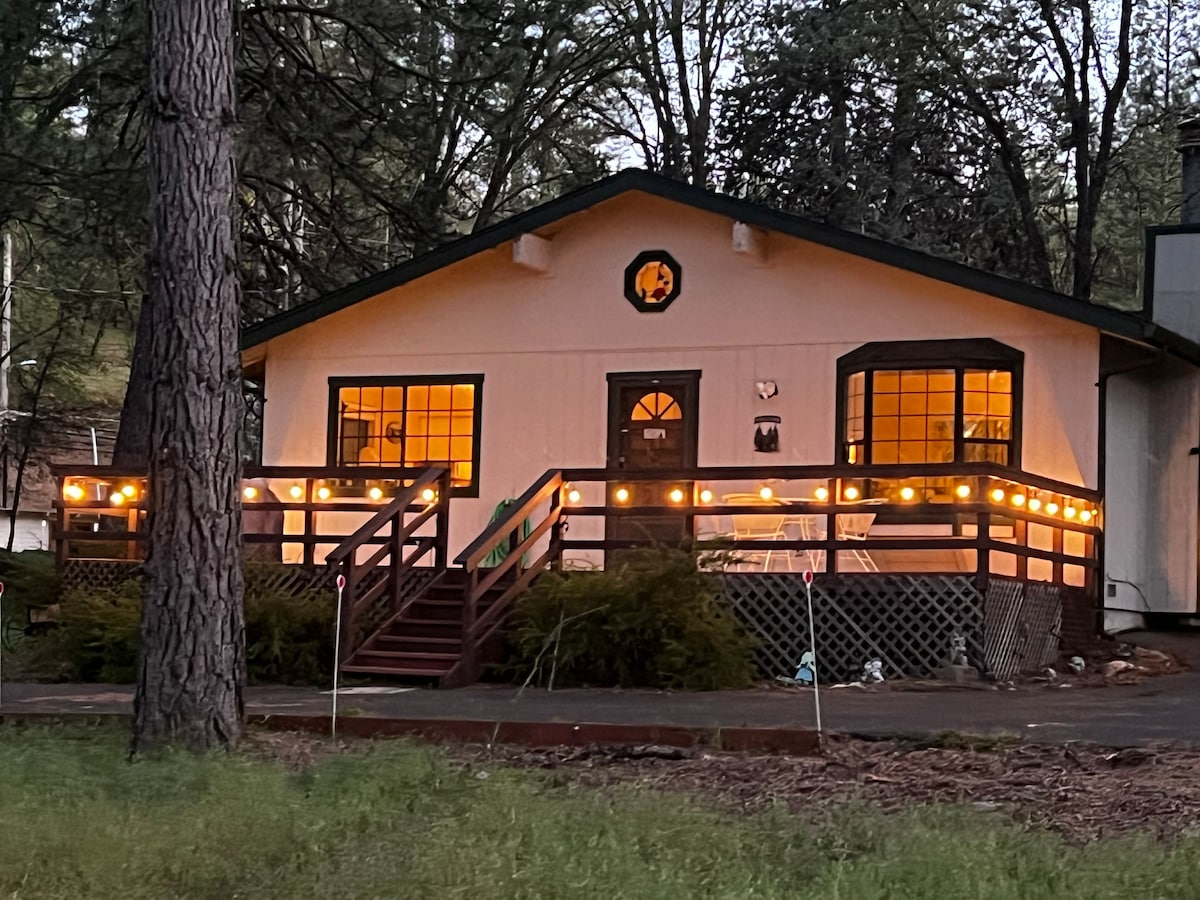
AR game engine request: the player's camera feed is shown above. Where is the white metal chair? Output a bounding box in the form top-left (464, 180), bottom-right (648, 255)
top-left (717, 493), bottom-right (791, 572)
top-left (837, 511), bottom-right (878, 571)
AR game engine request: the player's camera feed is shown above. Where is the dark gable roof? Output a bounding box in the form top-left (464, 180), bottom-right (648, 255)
top-left (242, 168), bottom-right (1195, 362)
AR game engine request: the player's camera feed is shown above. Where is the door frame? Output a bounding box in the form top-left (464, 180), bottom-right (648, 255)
top-left (605, 370), bottom-right (701, 472)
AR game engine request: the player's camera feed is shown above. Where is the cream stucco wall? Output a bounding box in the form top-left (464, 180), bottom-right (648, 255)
top-left (256, 192), bottom-right (1102, 557)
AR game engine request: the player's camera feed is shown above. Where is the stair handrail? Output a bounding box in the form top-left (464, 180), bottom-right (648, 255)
top-left (451, 469), bottom-right (565, 681)
top-left (327, 466), bottom-right (451, 664)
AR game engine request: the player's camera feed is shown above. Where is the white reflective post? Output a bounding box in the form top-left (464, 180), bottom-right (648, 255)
top-left (803, 569), bottom-right (821, 734)
top-left (332, 573), bottom-right (346, 739)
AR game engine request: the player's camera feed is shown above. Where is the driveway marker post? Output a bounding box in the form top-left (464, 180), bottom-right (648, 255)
top-left (332, 573), bottom-right (345, 740)
top-left (803, 569), bottom-right (821, 734)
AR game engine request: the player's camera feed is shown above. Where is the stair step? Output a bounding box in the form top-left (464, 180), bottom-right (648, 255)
top-left (374, 635), bottom-right (463, 650)
top-left (340, 665), bottom-right (450, 678)
top-left (352, 649), bottom-right (460, 662)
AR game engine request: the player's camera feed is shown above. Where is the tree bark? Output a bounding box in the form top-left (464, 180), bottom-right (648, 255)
top-left (111, 293), bottom-right (154, 467)
top-left (132, 0), bottom-right (245, 753)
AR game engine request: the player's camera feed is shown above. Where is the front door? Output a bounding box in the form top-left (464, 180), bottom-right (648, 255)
top-left (605, 371), bottom-right (700, 548)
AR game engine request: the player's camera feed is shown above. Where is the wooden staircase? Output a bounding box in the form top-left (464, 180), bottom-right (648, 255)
top-left (329, 467), bottom-right (567, 687)
top-left (340, 568), bottom-right (504, 683)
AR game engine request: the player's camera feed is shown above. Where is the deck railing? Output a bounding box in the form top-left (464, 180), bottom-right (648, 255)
top-left (470, 461), bottom-right (1101, 594)
top-left (51, 464), bottom-right (451, 567)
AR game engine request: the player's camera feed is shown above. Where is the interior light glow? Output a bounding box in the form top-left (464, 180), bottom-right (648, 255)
top-left (990, 488), bottom-right (1006, 503)
top-left (955, 484), bottom-right (971, 499)
top-left (758, 485), bottom-right (774, 501)
top-left (242, 485), bottom-right (259, 500)
top-left (814, 486), bottom-right (829, 501)
top-left (699, 488), bottom-right (714, 504)
top-left (567, 488), bottom-right (582, 504)
top-left (1011, 494), bottom-right (1026, 507)
top-left (1045, 502), bottom-right (1060, 515)
top-left (368, 486), bottom-right (384, 501)
top-left (668, 487), bottom-right (685, 504)
top-left (289, 484), bottom-right (304, 500)
top-left (121, 484), bottom-right (137, 498)
top-left (899, 486), bottom-right (915, 501)
top-left (421, 487), bottom-right (437, 503)
top-left (1028, 497), bottom-right (1042, 512)
top-left (109, 492), bottom-right (125, 506)
top-left (1064, 505), bottom-right (1077, 519)
top-left (843, 485), bottom-right (860, 501)
top-left (316, 486), bottom-right (332, 501)
top-left (614, 486), bottom-right (630, 504)
top-left (1079, 509), bottom-right (1093, 523)
top-left (63, 483), bottom-right (85, 502)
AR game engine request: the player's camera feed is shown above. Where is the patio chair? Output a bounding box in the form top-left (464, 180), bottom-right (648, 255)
top-left (836, 511), bottom-right (878, 571)
top-left (729, 513), bottom-right (792, 572)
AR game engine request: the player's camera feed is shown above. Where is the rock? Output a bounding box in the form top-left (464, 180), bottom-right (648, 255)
top-left (1104, 660), bottom-right (1136, 677)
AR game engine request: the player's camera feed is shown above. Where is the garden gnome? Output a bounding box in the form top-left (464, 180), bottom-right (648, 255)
top-left (794, 650), bottom-right (816, 685)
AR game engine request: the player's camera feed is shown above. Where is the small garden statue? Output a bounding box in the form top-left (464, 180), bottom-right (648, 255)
top-left (861, 658), bottom-right (884, 683)
top-left (794, 650), bottom-right (816, 685)
top-left (949, 630), bottom-right (969, 667)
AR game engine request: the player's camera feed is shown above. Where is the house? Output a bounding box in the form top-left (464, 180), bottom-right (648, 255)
top-left (54, 148), bottom-right (1200, 684)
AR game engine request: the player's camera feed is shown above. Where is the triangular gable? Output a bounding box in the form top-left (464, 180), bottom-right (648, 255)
top-left (243, 168), bottom-right (1184, 359)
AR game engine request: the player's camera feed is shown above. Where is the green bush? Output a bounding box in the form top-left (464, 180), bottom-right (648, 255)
top-left (0, 549), bottom-right (62, 647)
top-left (502, 546), bottom-right (756, 690)
top-left (15, 577), bottom-right (336, 685)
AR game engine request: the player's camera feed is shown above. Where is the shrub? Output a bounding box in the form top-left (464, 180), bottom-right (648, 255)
top-left (0, 549), bottom-right (63, 647)
top-left (503, 546), bottom-right (756, 690)
top-left (15, 577), bottom-right (336, 685)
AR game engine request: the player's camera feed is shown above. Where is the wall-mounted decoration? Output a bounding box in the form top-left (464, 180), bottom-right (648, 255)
top-left (756, 380), bottom-right (779, 400)
top-left (754, 415), bottom-right (781, 453)
top-left (384, 421), bottom-right (403, 444)
top-left (623, 250), bottom-right (682, 312)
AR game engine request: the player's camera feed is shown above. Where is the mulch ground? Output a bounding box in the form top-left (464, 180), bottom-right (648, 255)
top-left (456, 735), bottom-right (1200, 841)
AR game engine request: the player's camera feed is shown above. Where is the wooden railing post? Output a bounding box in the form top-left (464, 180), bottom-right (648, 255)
top-left (435, 468), bottom-right (451, 570)
top-left (303, 477), bottom-right (315, 567)
top-left (975, 510), bottom-right (991, 593)
top-left (390, 505), bottom-right (403, 610)
top-left (460, 566), bottom-right (479, 678)
top-left (826, 511), bottom-right (839, 575)
top-left (549, 485), bottom-right (564, 570)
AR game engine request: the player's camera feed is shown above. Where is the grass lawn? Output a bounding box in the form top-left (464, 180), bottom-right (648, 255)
top-left (3, 724), bottom-right (1200, 899)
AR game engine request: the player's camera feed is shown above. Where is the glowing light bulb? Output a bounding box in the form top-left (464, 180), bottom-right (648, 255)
top-left (1079, 509), bottom-right (1093, 523)
top-left (1011, 494), bottom-right (1026, 507)
top-left (614, 487), bottom-right (630, 504)
top-left (242, 485), bottom-right (259, 500)
top-left (63, 483), bottom-right (85, 502)
top-left (421, 487), bottom-right (437, 503)
top-left (109, 492), bottom-right (125, 506)
top-left (121, 484), bottom-right (137, 498)
top-left (316, 486), bottom-right (331, 501)
top-left (758, 485), bottom-right (774, 501)
top-left (814, 486), bottom-right (829, 501)
top-left (899, 486), bottom-right (915, 501)
top-left (1064, 505), bottom-right (1077, 519)
top-left (990, 488), bottom-right (1006, 503)
top-left (567, 488), bottom-right (582, 504)
top-left (844, 485), bottom-right (860, 501)
top-left (289, 484), bottom-right (304, 500)
top-left (1045, 502), bottom-right (1059, 515)
top-left (368, 486), bottom-right (384, 501)
top-left (955, 484), bottom-right (971, 499)
top-left (699, 489), bottom-right (713, 504)
top-left (668, 487), bottom-right (685, 504)
top-left (1028, 497), bottom-right (1042, 512)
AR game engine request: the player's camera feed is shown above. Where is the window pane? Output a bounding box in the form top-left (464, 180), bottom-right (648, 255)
top-left (963, 393), bottom-right (986, 416)
top-left (428, 413), bottom-right (451, 436)
top-left (963, 371), bottom-right (988, 392)
top-left (404, 437), bottom-right (427, 463)
top-left (450, 436), bottom-right (472, 460)
top-left (408, 385), bottom-right (429, 409)
top-left (382, 387), bottom-right (405, 412)
top-left (360, 387), bottom-right (382, 410)
top-left (899, 393), bottom-right (927, 415)
top-left (898, 441), bottom-right (926, 462)
top-left (928, 371), bottom-right (955, 393)
top-left (873, 443), bottom-right (899, 463)
top-left (874, 371), bottom-right (900, 393)
top-left (989, 371), bottom-right (1012, 392)
top-left (988, 394), bottom-right (1011, 416)
top-left (900, 416), bottom-right (925, 440)
top-left (928, 441), bottom-right (953, 461)
top-left (900, 371), bottom-right (927, 393)
top-left (430, 385), bottom-right (452, 410)
top-left (406, 411), bottom-right (428, 435)
top-left (452, 383), bottom-right (475, 409)
top-left (874, 393), bottom-right (899, 416)
top-left (874, 418), bottom-right (899, 440)
top-left (453, 412), bottom-right (474, 436)
top-left (928, 392), bottom-right (955, 415)
top-left (927, 417), bottom-right (953, 439)
top-left (427, 437), bottom-right (450, 460)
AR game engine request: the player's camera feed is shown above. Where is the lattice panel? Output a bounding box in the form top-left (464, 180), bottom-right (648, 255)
top-left (61, 560), bottom-right (142, 592)
top-left (984, 578), bottom-right (1062, 679)
top-left (725, 573), bottom-right (984, 682)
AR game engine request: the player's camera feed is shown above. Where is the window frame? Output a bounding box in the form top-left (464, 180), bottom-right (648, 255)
top-left (835, 339), bottom-right (1023, 468)
top-left (326, 374), bottom-right (484, 497)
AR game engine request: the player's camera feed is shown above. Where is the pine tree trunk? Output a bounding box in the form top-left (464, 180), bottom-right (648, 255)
top-left (132, 0), bottom-right (245, 753)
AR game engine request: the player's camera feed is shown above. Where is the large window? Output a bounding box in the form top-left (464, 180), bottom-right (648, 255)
top-left (838, 340), bottom-right (1021, 467)
top-left (328, 375), bottom-right (482, 493)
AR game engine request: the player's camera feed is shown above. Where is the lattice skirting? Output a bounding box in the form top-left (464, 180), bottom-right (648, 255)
top-left (724, 573), bottom-right (986, 682)
top-left (725, 573), bottom-right (1084, 682)
top-left (62, 559), bottom-right (340, 597)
